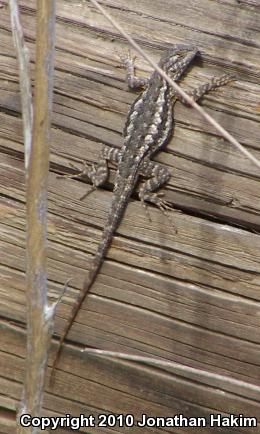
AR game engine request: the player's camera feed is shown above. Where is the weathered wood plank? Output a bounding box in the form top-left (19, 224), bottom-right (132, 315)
top-left (0, 324), bottom-right (260, 434)
top-left (0, 159), bottom-right (260, 381)
top-left (0, 6), bottom-right (259, 227)
top-left (0, 0), bottom-right (260, 432)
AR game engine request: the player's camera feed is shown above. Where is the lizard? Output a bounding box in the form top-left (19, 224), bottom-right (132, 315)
top-left (51, 44), bottom-right (232, 381)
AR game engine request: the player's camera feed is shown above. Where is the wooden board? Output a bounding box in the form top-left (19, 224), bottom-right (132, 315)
top-left (0, 0), bottom-right (259, 432)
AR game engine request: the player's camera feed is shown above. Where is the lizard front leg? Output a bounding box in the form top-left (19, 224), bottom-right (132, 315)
top-left (119, 51), bottom-right (149, 90)
top-left (178, 73), bottom-right (234, 104)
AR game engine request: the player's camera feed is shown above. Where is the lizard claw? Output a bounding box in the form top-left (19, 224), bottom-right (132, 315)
top-left (149, 193), bottom-right (177, 233)
top-left (157, 199), bottom-right (172, 212)
top-left (56, 160), bottom-right (89, 180)
top-left (148, 192), bottom-right (172, 210)
top-left (115, 48), bottom-right (136, 67)
top-left (141, 200), bottom-right (152, 222)
top-left (140, 192), bottom-right (177, 233)
top-left (80, 186), bottom-right (97, 201)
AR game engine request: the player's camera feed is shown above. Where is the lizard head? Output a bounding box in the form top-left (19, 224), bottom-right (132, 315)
top-left (159, 45), bottom-right (199, 80)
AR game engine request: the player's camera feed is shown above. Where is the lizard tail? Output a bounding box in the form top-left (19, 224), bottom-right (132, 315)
top-left (49, 275), bottom-right (94, 385)
top-left (49, 244), bottom-right (108, 386)
top-left (50, 189), bottom-right (130, 386)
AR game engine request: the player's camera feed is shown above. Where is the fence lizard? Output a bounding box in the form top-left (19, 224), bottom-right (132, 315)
top-left (51, 44), bottom-right (232, 380)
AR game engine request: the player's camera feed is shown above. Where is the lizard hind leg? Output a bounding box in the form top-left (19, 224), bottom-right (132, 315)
top-left (80, 146), bottom-right (122, 200)
top-left (57, 146), bottom-right (121, 200)
top-left (79, 158), bottom-right (109, 201)
top-left (138, 160), bottom-right (176, 231)
top-left (80, 145), bottom-right (123, 200)
top-left (80, 145), bottom-right (122, 200)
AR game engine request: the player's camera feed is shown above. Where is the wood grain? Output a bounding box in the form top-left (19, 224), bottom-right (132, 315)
top-left (0, 0), bottom-right (259, 432)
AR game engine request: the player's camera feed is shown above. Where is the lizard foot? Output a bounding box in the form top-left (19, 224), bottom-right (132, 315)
top-left (151, 193), bottom-right (177, 233)
top-left (56, 160), bottom-right (89, 180)
top-left (141, 192), bottom-right (177, 233)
